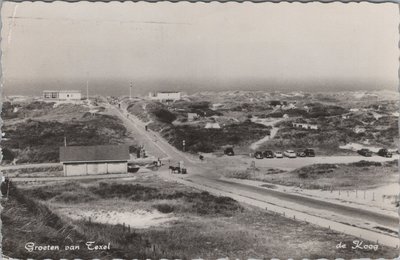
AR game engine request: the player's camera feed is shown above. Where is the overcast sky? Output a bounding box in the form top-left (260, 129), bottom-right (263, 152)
top-left (1, 2), bottom-right (398, 96)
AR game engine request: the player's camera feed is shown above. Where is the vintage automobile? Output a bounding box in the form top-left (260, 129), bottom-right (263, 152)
top-left (254, 151), bottom-right (264, 159)
top-left (224, 147), bottom-right (235, 156)
top-left (304, 148), bottom-right (315, 157)
top-left (263, 150), bottom-right (274, 158)
top-left (358, 148), bottom-right (372, 157)
top-left (274, 151), bottom-right (283, 158)
top-left (296, 151), bottom-right (307, 157)
top-left (284, 150), bottom-right (297, 158)
top-left (377, 148), bottom-right (392, 158)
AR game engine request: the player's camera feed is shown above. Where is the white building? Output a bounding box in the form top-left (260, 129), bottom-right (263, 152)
top-left (60, 145), bottom-right (129, 176)
top-left (43, 90), bottom-right (82, 100)
top-left (205, 122), bottom-right (221, 129)
top-left (292, 122), bottom-right (318, 130)
top-left (187, 113), bottom-right (199, 121)
top-left (149, 92), bottom-right (181, 102)
top-left (353, 126), bottom-right (366, 134)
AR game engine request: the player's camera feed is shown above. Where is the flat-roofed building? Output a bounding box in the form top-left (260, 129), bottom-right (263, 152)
top-left (60, 145), bottom-right (130, 176)
top-left (43, 90), bottom-right (82, 100)
top-left (149, 92), bottom-right (181, 102)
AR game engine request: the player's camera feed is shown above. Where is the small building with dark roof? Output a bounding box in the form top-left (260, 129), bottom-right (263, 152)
top-left (60, 145), bottom-right (130, 176)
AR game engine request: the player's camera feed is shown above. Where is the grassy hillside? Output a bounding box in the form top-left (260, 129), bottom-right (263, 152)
top-left (126, 100), bottom-right (270, 153)
top-left (2, 113), bottom-right (129, 164)
top-left (2, 182), bottom-right (117, 259)
top-left (9, 175), bottom-right (397, 259)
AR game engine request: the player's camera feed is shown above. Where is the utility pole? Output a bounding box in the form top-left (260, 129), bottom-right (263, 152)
top-left (129, 82), bottom-right (132, 100)
top-left (86, 80), bottom-right (89, 102)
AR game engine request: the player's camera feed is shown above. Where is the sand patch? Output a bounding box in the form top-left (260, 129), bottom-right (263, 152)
top-left (60, 208), bottom-right (178, 228)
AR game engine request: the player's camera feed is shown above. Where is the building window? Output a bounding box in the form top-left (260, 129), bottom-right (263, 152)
top-left (52, 92), bottom-right (58, 98)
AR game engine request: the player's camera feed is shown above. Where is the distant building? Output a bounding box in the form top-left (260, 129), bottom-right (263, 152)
top-left (187, 113), bottom-right (199, 121)
top-left (211, 103), bottom-right (223, 110)
top-left (43, 90), bottom-right (82, 100)
top-left (292, 122), bottom-right (318, 130)
top-left (282, 103), bottom-right (296, 110)
top-left (205, 122), bottom-right (221, 129)
top-left (353, 126), bottom-right (366, 134)
top-left (149, 92), bottom-right (181, 102)
top-left (60, 145), bottom-right (130, 176)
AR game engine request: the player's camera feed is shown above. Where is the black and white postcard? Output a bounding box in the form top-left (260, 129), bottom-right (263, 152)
top-left (0, 1), bottom-right (398, 259)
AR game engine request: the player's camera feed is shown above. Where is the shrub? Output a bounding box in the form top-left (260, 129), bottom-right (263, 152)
top-left (351, 160), bottom-right (382, 167)
top-left (153, 203), bottom-right (175, 213)
top-left (153, 108), bottom-right (177, 124)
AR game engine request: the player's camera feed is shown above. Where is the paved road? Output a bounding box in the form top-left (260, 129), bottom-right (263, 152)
top-left (193, 176), bottom-right (398, 229)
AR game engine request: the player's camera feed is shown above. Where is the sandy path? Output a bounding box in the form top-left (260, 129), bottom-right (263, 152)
top-left (249, 117), bottom-right (282, 150)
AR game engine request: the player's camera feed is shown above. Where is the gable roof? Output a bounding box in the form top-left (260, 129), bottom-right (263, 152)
top-left (60, 145), bottom-right (130, 163)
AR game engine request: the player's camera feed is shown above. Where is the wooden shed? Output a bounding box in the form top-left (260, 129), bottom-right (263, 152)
top-left (60, 145), bottom-right (130, 176)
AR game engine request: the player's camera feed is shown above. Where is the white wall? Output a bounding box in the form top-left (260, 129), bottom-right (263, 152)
top-left (59, 92), bottom-right (82, 100)
top-left (150, 92), bottom-right (181, 101)
top-left (64, 164), bottom-right (86, 176)
top-left (64, 162), bottom-right (127, 176)
top-left (108, 162), bottom-right (127, 174)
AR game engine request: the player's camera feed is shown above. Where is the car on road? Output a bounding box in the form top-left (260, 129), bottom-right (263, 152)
top-left (284, 150), bottom-right (297, 158)
top-left (224, 147), bottom-right (235, 156)
top-left (377, 148), bottom-right (392, 158)
top-left (254, 151), bottom-right (264, 159)
top-left (358, 148), bottom-right (372, 157)
top-left (304, 148), bottom-right (315, 157)
top-left (263, 150), bottom-right (274, 158)
top-left (274, 151), bottom-right (283, 158)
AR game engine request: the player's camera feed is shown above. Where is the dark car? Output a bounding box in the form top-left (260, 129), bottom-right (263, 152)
top-left (377, 148), bottom-right (392, 158)
top-left (304, 148), bottom-right (315, 157)
top-left (297, 151), bottom-right (306, 157)
top-left (127, 163), bottom-right (140, 173)
top-left (254, 151), bottom-right (264, 159)
top-left (224, 147), bottom-right (235, 156)
top-left (358, 148), bottom-right (372, 157)
top-left (263, 150), bottom-right (274, 158)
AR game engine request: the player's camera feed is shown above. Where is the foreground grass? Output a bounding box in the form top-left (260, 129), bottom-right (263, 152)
top-left (224, 160), bottom-right (398, 190)
top-left (6, 174), bottom-right (398, 259)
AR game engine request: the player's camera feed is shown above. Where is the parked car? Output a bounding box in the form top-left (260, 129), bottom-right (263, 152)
top-left (284, 150), bottom-right (297, 158)
top-left (358, 148), bottom-right (372, 157)
top-left (296, 151), bottom-right (306, 157)
top-left (377, 148), bottom-right (392, 158)
top-left (304, 148), bottom-right (315, 157)
top-left (263, 150), bottom-right (274, 158)
top-left (274, 151), bottom-right (283, 158)
top-left (224, 147), bottom-right (235, 156)
top-left (127, 163), bottom-right (140, 173)
top-left (254, 151), bottom-right (264, 159)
